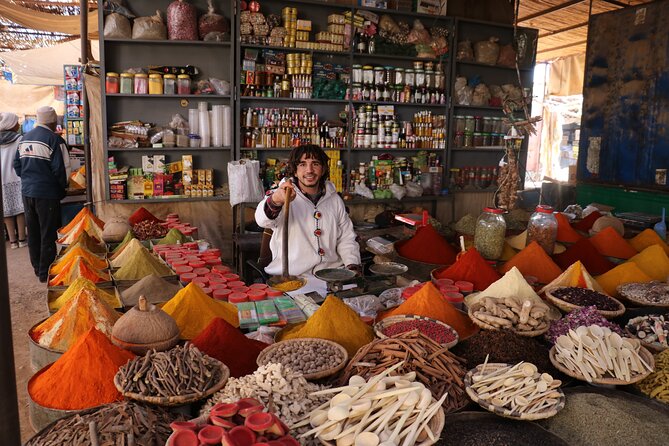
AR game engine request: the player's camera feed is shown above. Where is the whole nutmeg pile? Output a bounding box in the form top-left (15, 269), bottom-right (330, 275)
top-left (261, 339), bottom-right (345, 376)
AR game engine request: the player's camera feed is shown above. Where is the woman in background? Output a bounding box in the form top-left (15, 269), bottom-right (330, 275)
top-left (0, 112), bottom-right (26, 249)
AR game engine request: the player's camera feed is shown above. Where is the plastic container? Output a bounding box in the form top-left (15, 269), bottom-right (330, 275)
top-left (134, 73), bottom-right (148, 94)
top-left (231, 286), bottom-right (249, 294)
top-left (189, 260), bottom-right (206, 269)
top-left (177, 74), bottom-right (191, 95)
top-left (105, 72), bottom-right (119, 94)
top-left (205, 258), bottom-right (222, 267)
top-left (443, 292), bottom-right (464, 310)
top-left (439, 285), bottom-right (460, 293)
top-left (120, 72), bottom-right (133, 94)
top-left (209, 283), bottom-right (228, 291)
top-left (222, 273), bottom-right (239, 281)
top-left (433, 278), bottom-right (454, 288)
top-left (454, 281), bottom-right (474, 295)
top-left (474, 207), bottom-right (506, 260)
top-left (248, 289), bottom-right (267, 301)
top-left (208, 275), bottom-right (227, 284)
top-left (249, 283), bottom-right (269, 290)
top-left (526, 205), bottom-right (558, 255)
top-left (174, 265), bottom-right (193, 275)
top-left (193, 277), bottom-right (208, 287)
top-left (227, 280), bottom-right (245, 288)
top-left (180, 272), bottom-right (197, 283)
top-left (149, 73), bottom-right (163, 94)
top-left (229, 292), bottom-right (248, 303)
top-left (266, 289), bottom-right (284, 298)
top-left (163, 74), bottom-right (176, 94)
top-left (402, 285), bottom-right (422, 300)
top-left (213, 288), bottom-right (232, 301)
top-left (193, 267), bottom-right (210, 276)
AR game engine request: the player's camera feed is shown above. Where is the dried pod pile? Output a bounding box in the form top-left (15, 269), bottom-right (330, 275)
top-left (24, 401), bottom-right (180, 446)
top-left (259, 339), bottom-right (345, 376)
top-left (471, 296), bottom-right (549, 333)
top-left (340, 331), bottom-right (468, 413)
top-left (117, 344), bottom-right (223, 398)
top-left (132, 220), bottom-right (167, 240)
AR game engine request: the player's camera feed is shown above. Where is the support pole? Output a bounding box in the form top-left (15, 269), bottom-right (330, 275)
top-left (0, 160), bottom-right (21, 446)
top-left (81, 0), bottom-right (92, 205)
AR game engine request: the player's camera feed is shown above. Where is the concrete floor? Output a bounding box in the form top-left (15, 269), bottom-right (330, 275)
top-left (4, 241), bottom-right (50, 442)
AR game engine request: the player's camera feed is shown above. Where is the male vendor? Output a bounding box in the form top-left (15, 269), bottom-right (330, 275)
top-left (255, 144), bottom-right (361, 277)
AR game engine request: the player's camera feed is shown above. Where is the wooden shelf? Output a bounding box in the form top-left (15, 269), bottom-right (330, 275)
top-left (453, 104), bottom-right (505, 111)
top-left (104, 38), bottom-right (231, 46)
top-left (452, 189), bottom-right (497, 194)
top-left (353, 6), bottom-right (451, 21)
top-left (106, 94), bottom-right (231, 99)
top-left (241, 147), bottom-right (347, 151)
top-left (345, 195), bottom-right (452, 205)
top-left (351, 148), bottom-right (445, 152)
top-left (451, 146), bottom-right (505, 151)
top-left (351, 100), bottom-right (447, 108)
top-left (110, 196), bottom-right (226, 204)
top-left (108, 147), bottom-right (231, 152)
top-left (457, 60), bottom-right (534, 72)
top-left (352, 52), bottom-right (448, 62)
top-left (241, 43), bottom-right (348, 56)
top-left (240, 96), bottom-right (348, 103)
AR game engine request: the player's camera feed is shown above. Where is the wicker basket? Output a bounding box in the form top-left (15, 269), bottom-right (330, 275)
top-left (467, 302), bottom-right (549, 338)
top-left (320, 405), bottom-right (445, 446)
top-left (374, 315), bottom-right (458, 348)
top-left (464, 363), bottom-right (566, 421)
top-left (617, 282), bottom-right (669, 308)
top-left (545, 287), bottom-right (625, 319)
top-left (256, 338), bottom-right (348, 380)
top-left (114, 359), bottom-right (229, 407)
top-left (548, 345), bottom-right (655, 385)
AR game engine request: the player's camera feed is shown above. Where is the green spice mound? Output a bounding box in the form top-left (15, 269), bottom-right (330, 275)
top-left (452, 214), bottom-right (477, 236)
top-left (157, 228), bottom-right (187, 245)
top-left (114, 248), bottom-right (172, 280)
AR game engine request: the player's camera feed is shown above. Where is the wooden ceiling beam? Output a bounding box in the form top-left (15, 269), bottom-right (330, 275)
top-left (539, 21), bottom-right (589, 38)
top-left (519, 0), bottom-right (585, 22)
top-left (537, 39), bottom-right (588, 54)
top-left (600, 0), bottom-right (631, 7)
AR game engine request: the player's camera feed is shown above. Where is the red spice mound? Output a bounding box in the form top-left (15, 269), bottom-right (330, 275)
top-left (191, 318), bottom-right (268, 377)
top-left (128, 207), bottom-right (162, 226)
top-left (572, 211), bottom-right (602, 232)
top-left (499, 241), bottom-right (562, 284)
top-left (589, 226), bottom-right (637, 259)
top-left (435, 248), bottom-right (501, 291)
top-left (553, 238), bottom-right (615, 275)
top-left (396, 224), bottom-right (457, 265)
top-left (555, 212), bottom-right (583, 244)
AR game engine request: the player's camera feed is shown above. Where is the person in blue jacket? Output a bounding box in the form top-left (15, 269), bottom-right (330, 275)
top-left (13, 106), bottom-right (68, 283)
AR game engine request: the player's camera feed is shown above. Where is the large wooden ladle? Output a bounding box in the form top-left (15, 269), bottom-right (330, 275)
top-left (268, 187), bottom-right (302, 288)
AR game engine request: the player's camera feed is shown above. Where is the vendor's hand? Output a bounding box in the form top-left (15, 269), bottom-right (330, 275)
top-left (270, 179), bottom-right (296, 206)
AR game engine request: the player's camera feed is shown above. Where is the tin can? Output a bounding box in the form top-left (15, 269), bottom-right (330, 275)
top-left (656, 169), bottom-right (668, 186)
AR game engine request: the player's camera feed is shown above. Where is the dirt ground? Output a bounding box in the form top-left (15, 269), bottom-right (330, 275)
top-left (5, 241), bottom-right (50, 443)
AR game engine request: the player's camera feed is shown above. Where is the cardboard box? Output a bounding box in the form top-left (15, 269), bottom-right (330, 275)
top-left (141, 155), bottom-right (154, 173)
top-left (296, 19), bottom-right (312, 31)
top-left (154, 155), bottom-right (165, 173)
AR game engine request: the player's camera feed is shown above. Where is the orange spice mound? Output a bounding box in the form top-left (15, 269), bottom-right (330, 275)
top-left (589, 226), bottom-right (637, 259)
top-left (396, 224), bottom-right (457, 265)
top-left (61, 232), bottom-right (107, 255)
top-left (58, 207), bottom-right (104, 234)
top-left (49, 257), bottom-right (110, 287)
top-left (498, 241), bottom-right (562, 284)
top-left (555, 212), bottom-right (583, 244)
top-left (31, 288), bottom-right (120, 351)
top-left (57, 217), bottom-right (104, 245)
top-left (379, 282), bottom-right (478, 339)
top-left (28, 327), bottom-right (134, 410)
top-left (50, 247), bottom-right (107, 275)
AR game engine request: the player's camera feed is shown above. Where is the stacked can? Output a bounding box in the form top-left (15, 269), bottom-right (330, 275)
top-left (282, 7), bottom-right (297, 48)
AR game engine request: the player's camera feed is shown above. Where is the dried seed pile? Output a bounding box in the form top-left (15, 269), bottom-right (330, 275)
top-left (24, 401), bottom-right (180, 446)
top-left (117, 344), bottom-right (223, 398)
top-left (340, 331), bottom-right (468, 413)
top-left (201, 363), bottom-right (328, 429)
top-left (381, 320), bottom-right (457, 345)
top-left (619, 281), bottom-right (669, 305)
top-left (260, 339), bottom-right (345, 376)
top-left (132, 220), bottom-right (167, 240)
top-left (551, 287), bottom-right (621, 311)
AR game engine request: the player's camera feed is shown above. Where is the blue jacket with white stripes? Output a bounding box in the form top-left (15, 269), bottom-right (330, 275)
top-left (13, 125), bottom-right (68, 200)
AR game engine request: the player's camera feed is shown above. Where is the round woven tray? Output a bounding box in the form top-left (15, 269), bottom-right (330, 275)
top-left (467, 303), bottom-right (549, 338)
top-left (256, 338), bottom-right (348, 380)
top-left (545, 287), bottom-right (625, 319)
top-left (374, 315), bottom-right (459, 349)
top-left (320, 405), bottom-right (445, 446)
top-left (548, 344), bottom-right (655, 385)
top-left (623, 328), bottom-right (667, 354)
top-left (617, 282), bottom-right (669, 308)
top-left (113, 358), bottom-right (229, 407)
top-left (464, 363), bottom-right (566, 421)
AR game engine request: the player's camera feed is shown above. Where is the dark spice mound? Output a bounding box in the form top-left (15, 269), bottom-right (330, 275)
top-left (438, 414), bottom-right (568, 446)
top-left (551, 287), bottom-right (621, 311)
top-left (451, 330), bottom-right (556, 375)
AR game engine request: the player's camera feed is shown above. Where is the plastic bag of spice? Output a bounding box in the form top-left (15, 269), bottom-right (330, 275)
top-left (474, 37), bottom-right (500, 65)
top-left (497, 43), bottom-right (517, 67)
top-left (104, 13), bottom-right (131, 39)
top-left (198, 0), bottom-right (229, 40)
top-left (132, 10), bottom-right (167, 40)
top-left (167, 0), bottom-right (198, 41)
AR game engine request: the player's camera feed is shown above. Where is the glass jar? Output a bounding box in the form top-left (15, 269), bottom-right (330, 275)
top-left (492, 117), bottom-right (503, 133)
top-left (526, 205), bottom-right (558, 255)
top-left (405, 69), bottom-right (415, 87)
top-left (105, 72), bottom-right (119, 94)
top-left (474, 207), bottom-right (507, 260)
top-left (464, 116), bottom-right (475, 132)
top-left (493, 133), bottom-right (503, 146)
top-left (394, 68), bottom-right (405, 86)
top-left (454, 115), bottom-right (466, 133)
top-left (473, 132), bottom-right (484, 147)
top-left (362, 65), bottom-right (374, 85)
top-left (454, 132), bottom-right (464, 147)
top-left (133, 73), bottom-right (148, 94)
top-left (119, 72), bottom-right (133, 94)
top-left (352, 65), bottom-right (363, 84)
top-left (177, 74), bottom-right (191, 95)
top-left (415, 69), bottom-right (426, 88)
top-left (463, 132), bottom-right (473, 148)
top-left (474, 116), bottom-right (483, 132)
top-left (483, 133), bottom-right (492, 146)
top-left (374, 67), bottom-right (385, 86)
top-left (483, 117), bottom-right (494, 133)
top-left (148, 74), bottom-right (163, 95)
top-left (163, 74), bottom-right (176, 95)
top-left (425, 70), bottom-right (435, 89)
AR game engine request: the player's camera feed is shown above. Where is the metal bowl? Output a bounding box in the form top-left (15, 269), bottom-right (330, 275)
top-left (369, 262), bottom-right (408, 277)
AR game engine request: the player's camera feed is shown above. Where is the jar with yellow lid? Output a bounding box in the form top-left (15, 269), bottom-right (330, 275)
top-left (177, 74), bottom-right (191, 95)
top-left (134, 73), bottom-right (148, 95)
top-left (119, 72), bottom-right (133, 94)
top-left (148, 73), bottom-right (163, 95)
top-left (163, 74), bottom-right (176, 95)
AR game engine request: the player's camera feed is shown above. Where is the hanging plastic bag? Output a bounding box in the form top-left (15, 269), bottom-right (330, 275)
top-left (132, 10), bottom-right (167, 40)
top-left (199, 0), bottom-right (230, 40)
top-left (390, 183), bottom-right (406, 200)
top-left (405, 181), bottom-right (423, 197)
top-left (454, 76), bottom-right (473, 106)
top-left (456, 40), bottom-right (474, 61)
top-left (104, 13), bottom-right (131, 39)
top-left (497, 44), bottom-right (517, 67)
top-left (228, 160), bottom-right (265, 207)
top-left (167, 0), bottom-right (198, 40)
top-left (354, 182), bottom-right (374, 199)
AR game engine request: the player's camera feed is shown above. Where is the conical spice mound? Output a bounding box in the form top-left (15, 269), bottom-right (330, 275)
top-left (49, 257), bottom-right (110, 287)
